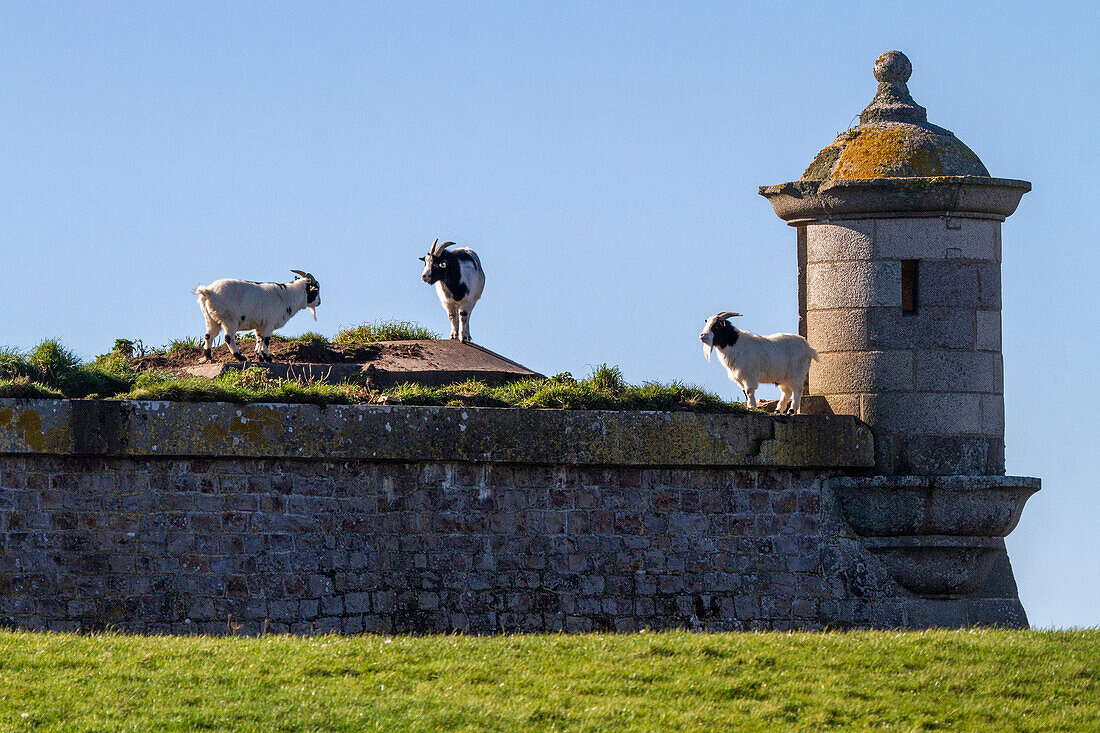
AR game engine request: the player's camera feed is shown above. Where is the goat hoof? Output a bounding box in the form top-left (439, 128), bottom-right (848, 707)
top-left (234, 354), bottom-right (247, 362)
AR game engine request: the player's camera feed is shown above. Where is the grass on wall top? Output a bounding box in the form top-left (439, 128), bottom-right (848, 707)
top-left (0, 335), bottom-right (741, 412)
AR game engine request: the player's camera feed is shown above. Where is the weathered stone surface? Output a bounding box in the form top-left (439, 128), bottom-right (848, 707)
top-left (872, 216), bottom-right (1000, 261)
top-left (861, 392), bottom-right (983, 434)
top-left (0, 400), bottom-right (71, 453)
top-left (861, 536), bottom-right (1004, 597)
top-left (891, 434), bottom-right (1005, 476)
top-left (0, 399), bottom-right (874, 469)
top-left (761, 178), bottom-right (1029, 224)
top-left (805, 221), bottom-right (875, 263)
top-left (982, 394), bottom-right (1006, 436)
top-left (913, 350), bottom-right (996, 393)
top-left (976, 310), bottom-right (1001, 351)
top-left (758, 415), bottom-right (874, 467)
top-left (806, 261), bottom-right (902, 309)
top-left (828, 475), bottom-right (1039, 537)
top-left (0, 453), bottom-right (1034, 634)
top-left (807, 307), bottom-right (977, 353)
top-left (810, 351), bottom-right (914, 394)
top-left (918, 260), bottom-right (1001, 309)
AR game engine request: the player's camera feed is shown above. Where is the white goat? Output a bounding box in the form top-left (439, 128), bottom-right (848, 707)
top-left (420, 238), bottom-right (485, 342)
top-left (699, 312), bottom-right (818, 414)
top-left (194, 271), bottom-right (320, 362)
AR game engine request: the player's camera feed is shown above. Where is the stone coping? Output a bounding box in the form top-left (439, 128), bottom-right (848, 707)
top-left (0, 398), bottom-right (874, 468)
top-left (759, 176), bottom-right (1030, 224)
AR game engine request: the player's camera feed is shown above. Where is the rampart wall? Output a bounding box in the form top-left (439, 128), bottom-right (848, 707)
top-left (0, 399), bottom-right (1029, 633)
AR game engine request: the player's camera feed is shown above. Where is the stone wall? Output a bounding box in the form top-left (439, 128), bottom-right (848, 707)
top-left (0, 399), bottom-right (1030, 634)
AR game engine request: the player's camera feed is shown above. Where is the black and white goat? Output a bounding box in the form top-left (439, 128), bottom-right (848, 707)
top-left (420, 238), bottom-right (485, 343)
top-left (194, 270), bottom-right (320, 362)
top-left (700, 312), bottom-right (818, 415)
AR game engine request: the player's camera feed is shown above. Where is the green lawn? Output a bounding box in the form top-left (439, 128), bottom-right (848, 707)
top-left (0, 630), bottom-right (1096, 731)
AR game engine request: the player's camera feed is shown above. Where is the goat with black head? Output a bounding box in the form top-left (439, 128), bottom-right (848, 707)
top-left (420, 238), bottom-right (485, 343)
top-left (700, 311), bottom-right (818, 414)
top-left (194, 270), bottom-right (320, 362)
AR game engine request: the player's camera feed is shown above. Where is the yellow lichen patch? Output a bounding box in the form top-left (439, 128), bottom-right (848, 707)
top-left (833, 127), bottom-right (944, 180)
top-left (12, 407), bottom-right (65, 452)
top-left (802, 123), bottom-right (991, 183)
top-left (15, 408), bottom-right (42, 436)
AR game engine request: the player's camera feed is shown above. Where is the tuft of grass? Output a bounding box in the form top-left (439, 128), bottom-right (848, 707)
top-left (120, 367), bottom-right (370, 406)
top-left (0, 629), bottom-right (1095, 730)
top-left (165, 337), bottom-right (203, 355)
top-left (334, 320), bottom-right (439, 343)
top-left (387, 364), bottom-right (741, 412)
top-left (288, 331), bottom-right (328, 346)
top-left (0, 340), bottom-right (134, 398)
top-left (0, 377), bottom-right (64, 399)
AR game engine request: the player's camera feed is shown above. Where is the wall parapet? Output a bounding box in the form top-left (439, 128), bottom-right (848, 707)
top-left (0, 399), bottom-right (874, 469)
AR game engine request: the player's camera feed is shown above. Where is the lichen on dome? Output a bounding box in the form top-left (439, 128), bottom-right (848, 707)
top-left (800, 51), bottom-right (990, 182)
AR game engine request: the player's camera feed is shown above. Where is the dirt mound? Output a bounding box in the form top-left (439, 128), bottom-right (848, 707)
top-left (134, 340), bottom-right (426, 372)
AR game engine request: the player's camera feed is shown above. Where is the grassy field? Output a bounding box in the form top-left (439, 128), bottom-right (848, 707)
top-left (0, 629), bottom-right (1096, 731)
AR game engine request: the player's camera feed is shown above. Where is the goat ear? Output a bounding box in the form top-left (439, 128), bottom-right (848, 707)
top-left (419, 256), bottom-right (426, 262)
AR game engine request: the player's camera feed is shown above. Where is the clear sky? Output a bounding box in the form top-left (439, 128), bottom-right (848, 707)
top-left (1, 2), bottom-right (1096, 628)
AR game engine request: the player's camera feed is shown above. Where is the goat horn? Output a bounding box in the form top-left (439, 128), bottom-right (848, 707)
top-left (716, 312), bottom-right (742, 320)
top-left (435, 241), bottom-right (457, 253)
top-left (429, 238), bottom-right (439, 254)
top-left (290, 269), bottom-right (308, 279)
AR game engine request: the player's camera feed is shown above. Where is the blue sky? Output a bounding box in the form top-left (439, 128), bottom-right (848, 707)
top-left (1, 2), bottom-right (1097, 628)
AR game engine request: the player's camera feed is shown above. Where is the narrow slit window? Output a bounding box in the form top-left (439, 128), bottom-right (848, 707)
top-left (901, 259), bottom-right (919, 314)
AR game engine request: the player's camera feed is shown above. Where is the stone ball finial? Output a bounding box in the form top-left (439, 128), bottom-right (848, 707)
top-left (874, 50), bottom-right (912, 83)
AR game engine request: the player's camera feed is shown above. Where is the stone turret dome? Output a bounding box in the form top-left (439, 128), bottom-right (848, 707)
top-left (760, 51), bottom-right (1029, 224)
top-left (801, 51), bottom-right (989, 182)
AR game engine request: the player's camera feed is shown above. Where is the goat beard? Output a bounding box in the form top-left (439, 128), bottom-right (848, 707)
top-left (309, 307), bottom-right (317, 321)
top-left (702, 343), bottom-right (712, 362)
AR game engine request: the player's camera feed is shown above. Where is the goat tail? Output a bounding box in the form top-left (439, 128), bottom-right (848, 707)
top-left (193, 286), bottom-right (213, 313)
top-left (810, 346), bottom-right (820, 362)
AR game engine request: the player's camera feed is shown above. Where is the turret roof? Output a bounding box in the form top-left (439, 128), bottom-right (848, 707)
top-left (800, 51), bottom-right (990, 182)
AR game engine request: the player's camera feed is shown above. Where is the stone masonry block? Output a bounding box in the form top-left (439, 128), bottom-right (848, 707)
top-left (855, 307), bottom-right (975, 351)
top-left (810, 351), bottom-right (914, 395)
top-left (861, 392), bottom-right (983, 434)
top-left (821, 394), bottom-right (861, 418)
top-left (873, 216), bottom-right (1000, 261)
top-left (976, 310), bottom-right (1001, 351)
top-left (919, 261), bottom-right (1001, 309)
top-left (891, 434), bottom-right (999, 476)
top-left (805, 220), bottom-right (874, 263)
top-left (807, 261), bottom-right (901, 310)
top-left (914, 350), bottom-right (996, 393)
top-left (982, 394), bottom-right (1005, 437)
top-left (806, 309), bottom-right (869, 353)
